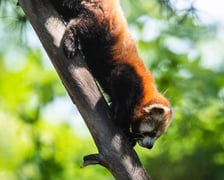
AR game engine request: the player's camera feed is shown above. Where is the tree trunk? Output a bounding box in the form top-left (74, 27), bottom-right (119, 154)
top-left (18, 0), bottom-right (151, 179)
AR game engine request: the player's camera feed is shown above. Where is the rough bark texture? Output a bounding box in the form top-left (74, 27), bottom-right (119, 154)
top-left (18, 0), bottom-right (151, 179)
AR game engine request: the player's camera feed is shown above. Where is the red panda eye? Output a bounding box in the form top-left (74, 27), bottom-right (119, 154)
top-left (142, 131), bottom-right (156, 137)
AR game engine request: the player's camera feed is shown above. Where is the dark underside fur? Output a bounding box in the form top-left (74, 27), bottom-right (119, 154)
top-left (50, 0), bottom-right (143, 134)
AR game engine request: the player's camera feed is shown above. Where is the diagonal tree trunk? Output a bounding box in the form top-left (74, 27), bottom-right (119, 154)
top-left (18, 0), bottom-right (151, 179)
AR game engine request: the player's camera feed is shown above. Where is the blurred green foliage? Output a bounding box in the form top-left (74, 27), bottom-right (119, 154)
top-left (0, 0), bottom-right (224, 179)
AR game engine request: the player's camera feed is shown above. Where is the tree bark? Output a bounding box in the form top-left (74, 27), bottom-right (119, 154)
top-left (18, 0), bottom-right (151, 179)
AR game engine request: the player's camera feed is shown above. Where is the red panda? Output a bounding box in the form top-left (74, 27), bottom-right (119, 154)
top-left (50, 0), bottom-right (172, 149)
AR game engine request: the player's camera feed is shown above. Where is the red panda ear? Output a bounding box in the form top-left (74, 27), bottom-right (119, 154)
top-left (143, 104), bottom-right (169, 113)
top-left (143, 104), bottom-right (171, 121)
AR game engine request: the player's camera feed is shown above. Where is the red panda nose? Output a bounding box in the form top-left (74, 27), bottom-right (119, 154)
top-left (138, 136), bottom-right (156, 149)
top-left (146, 143), bottom-right (153, 149)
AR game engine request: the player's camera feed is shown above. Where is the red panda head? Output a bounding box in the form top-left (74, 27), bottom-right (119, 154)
top-left (132, 98), bottom-right (172, 149)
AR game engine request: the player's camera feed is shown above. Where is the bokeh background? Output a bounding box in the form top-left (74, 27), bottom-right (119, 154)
top-left (0, 0), bottom-right (224, 179)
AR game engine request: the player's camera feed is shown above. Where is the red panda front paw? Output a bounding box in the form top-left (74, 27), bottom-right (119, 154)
top-left (123, 130), bottom-right (137, 147)
top-left (62, 30), bottom-right (77, 59)
top-left (128, 134), bottom-right (137, 147)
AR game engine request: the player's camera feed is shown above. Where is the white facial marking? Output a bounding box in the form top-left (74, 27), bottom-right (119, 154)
top-left (139, 123), bottom-right (154, 133)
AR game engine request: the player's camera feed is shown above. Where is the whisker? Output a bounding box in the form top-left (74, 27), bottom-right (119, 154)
top-left (162, 88), bottom-right (169, 95)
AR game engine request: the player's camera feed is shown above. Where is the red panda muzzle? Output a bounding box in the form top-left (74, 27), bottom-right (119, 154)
top-left (132, 103), bottom-right (172, 148)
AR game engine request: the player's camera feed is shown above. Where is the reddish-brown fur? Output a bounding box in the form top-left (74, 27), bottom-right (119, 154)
top-left (50, 0), bottom-right (172, 149)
